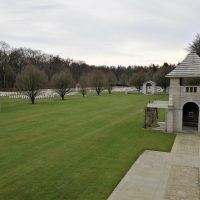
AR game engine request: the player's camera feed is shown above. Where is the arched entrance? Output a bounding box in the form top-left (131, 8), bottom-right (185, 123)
top-left (146, 83), bottom-right (152, 94)
top-left (183, 102), bottom-right (199, 130)
top-left (142, 81), bottom-right (156, 94)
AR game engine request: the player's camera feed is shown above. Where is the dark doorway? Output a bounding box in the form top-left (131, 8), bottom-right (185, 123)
top-left (183, 102), bottom-right (199, 130)
top-left (146, 83), bottom-right (152, 94)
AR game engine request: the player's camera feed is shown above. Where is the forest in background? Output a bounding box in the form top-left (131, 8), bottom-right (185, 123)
top-left (0, 41), bottom-right (175, 91)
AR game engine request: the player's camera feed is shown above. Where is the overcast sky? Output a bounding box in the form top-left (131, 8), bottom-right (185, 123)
top-left (0, 0), bottom-right (200, 66)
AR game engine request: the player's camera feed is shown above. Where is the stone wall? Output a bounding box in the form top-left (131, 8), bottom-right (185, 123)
top-left (144, 107), bottom-right (158, 128)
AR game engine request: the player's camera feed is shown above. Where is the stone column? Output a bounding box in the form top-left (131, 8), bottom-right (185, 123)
top-left (143, 83), bottom-right (146, 94)
top-left (175, 109), bottom-right (182, 132)
top-left (167, 105), bottom-right (174, 133)
top-left (152, 83), bottom-right (156, 94)
top-left (198, 111), bottom-right (200, 133)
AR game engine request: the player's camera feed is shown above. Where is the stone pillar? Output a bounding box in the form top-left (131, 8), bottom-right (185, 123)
top-left (143, 83), bottom-right (146, 94)
top-left (165, 110), bottom-right (168, 131)
top-left (152, 83), bottom-right (156, 94)
top-left (167, 105), bottom-right (174, 133)
top-left (198, 111), bottom-right (200, 133)
top-left (174, 109), bottom-right (183, 132)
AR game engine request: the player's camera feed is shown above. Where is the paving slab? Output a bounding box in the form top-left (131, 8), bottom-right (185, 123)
top-left (107, 133), bottom-right (200, 200)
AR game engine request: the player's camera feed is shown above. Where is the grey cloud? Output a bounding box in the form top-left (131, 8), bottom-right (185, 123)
top-left (0, 0), bottom-right (199, 65)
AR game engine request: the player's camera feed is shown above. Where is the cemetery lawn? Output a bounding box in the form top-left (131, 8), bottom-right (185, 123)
top-left (0, 93), bottom-right (175, 200)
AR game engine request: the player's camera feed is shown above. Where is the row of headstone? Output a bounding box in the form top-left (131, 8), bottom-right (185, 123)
top-left (0, 89), bottom-right (78, 99)
top-left (9, 95), bottom-right (29, 99)
top-left (8, 94), bottom-right (59, 99)
top-left (126, 86), bottom-right (168, 94)
top-left (0, 92), bottom-right (18, 97)
top-left (0, 87), bottom-right (167, 97)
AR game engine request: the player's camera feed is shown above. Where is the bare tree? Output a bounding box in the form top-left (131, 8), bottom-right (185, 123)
top-left (90, 70), bottom-right (106, 95)
top-left (15, 64), bottom-right (48, 104)
top-left (0, 41), bottom-right (11, 89)
top-left (188, 33), bottom-right (200, 56)
top-left (153, 63), bottom-right (172, 92)
top-left (119, 72), bottom-right (129, 86)
top-left (79, 74), bottom-right (88, 97)
top-left (106, 72), bottom-right (117, 94)
top-left (130, 71), bottom-right (146, 92)
top-left (0, 41), bottom-right (10, 54)
top-left (51, 70), bottom-right (74, 100)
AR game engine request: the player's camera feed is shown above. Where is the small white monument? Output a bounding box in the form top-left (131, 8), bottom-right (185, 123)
top-left (142, 80), bottom-right (156, 94)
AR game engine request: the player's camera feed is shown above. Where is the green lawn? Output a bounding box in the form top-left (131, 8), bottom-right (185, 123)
top-left (0, 93), bottom-right (175, 200)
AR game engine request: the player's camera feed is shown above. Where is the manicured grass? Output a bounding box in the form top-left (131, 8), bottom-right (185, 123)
top-left (0, 93), bottom-right (175, 200)
top-left (158, 108), bottom-right (167, 122)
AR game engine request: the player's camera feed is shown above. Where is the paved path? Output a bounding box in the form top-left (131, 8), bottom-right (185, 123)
top-left (108, 133), bottom-right (200, 200)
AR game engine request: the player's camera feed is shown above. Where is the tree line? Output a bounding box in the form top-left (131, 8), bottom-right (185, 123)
top-left (0, 41), bottom-right (175, 92)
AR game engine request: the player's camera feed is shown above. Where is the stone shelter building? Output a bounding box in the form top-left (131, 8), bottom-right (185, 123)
top-left (146, 52), bottom-right (200, 133)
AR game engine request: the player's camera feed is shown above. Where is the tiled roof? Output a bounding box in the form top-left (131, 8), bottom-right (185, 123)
top-left (166, 52), bottom-right (200, 77)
